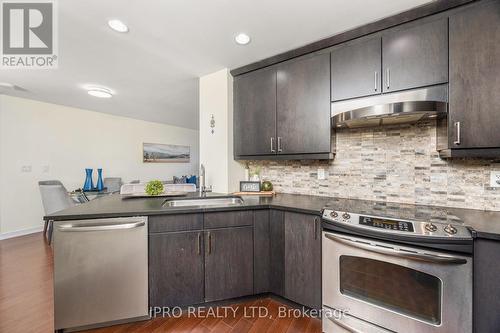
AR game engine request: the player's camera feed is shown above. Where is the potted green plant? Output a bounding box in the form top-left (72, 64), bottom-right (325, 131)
top-left (249, 166), bottom-right (261, 182)
top-left (145, 180), bottom-right (164, 196)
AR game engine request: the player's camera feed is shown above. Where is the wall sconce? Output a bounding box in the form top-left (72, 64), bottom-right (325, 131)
top-left (210, 114), bottom-right (215, 134)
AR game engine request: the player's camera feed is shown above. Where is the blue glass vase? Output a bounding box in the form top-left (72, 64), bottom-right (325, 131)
top-left (83, 168), bottom-right (94, 191)
top-left (96, 168), bottom-right (104, 191)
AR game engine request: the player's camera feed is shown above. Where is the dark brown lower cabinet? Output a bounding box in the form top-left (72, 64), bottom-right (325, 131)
top-left (474, 238), bottom-right (500, 333)
top-left (269, 210), bottom-right (285, 297)
top-left (204, 226), bottom-right (254, 302)
top-left (284, 212), bottom-right (322, 309)
top-left (149, 231), bottom-right (204, 307)
top-left (254, 210), bottom-right (271, 294)
top-left (148, 210), bottom-right (322, 310)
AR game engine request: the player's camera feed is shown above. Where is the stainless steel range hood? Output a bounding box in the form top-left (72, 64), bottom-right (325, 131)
top-left (331, 85), bottom-right (448, 129)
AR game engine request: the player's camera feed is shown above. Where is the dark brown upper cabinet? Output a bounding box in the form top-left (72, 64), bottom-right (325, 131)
top-left (382, 18), bottom-right (448, 93)
top-left (331, 37), bottom-right (382, 101)
top-left (446, 0), bottom-right (500, 151)
top-left (276, 53), bottom-right (331, 155)
top-left (234, 67), bottom-right (277, 157)
top-left (234, 52), bottom-right (332, 160)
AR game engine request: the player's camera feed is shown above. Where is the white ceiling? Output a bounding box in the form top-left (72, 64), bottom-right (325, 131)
top-left (0, 0), bottom-right (433, 130)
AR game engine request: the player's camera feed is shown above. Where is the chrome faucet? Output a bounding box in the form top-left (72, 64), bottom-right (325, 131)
top-left (198, 164), bottom-right (212, 194)
top-left (199, 164), bottom-right (205, 194)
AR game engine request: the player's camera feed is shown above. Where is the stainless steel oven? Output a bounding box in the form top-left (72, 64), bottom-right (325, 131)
top-left (322, 209), bottom-right (473, 333)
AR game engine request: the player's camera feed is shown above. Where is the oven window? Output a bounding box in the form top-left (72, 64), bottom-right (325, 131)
top-left (340, 255), bottom-right (441, 324)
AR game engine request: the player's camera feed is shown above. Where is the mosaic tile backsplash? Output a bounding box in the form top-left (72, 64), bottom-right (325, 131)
top-left (248, 120), bottom-right (500, 211)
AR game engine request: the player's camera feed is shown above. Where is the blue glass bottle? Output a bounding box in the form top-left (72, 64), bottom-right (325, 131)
top-left (96, 168), bottom-right (104, 191)
top-left (83, 168), bottom-right (94, 191)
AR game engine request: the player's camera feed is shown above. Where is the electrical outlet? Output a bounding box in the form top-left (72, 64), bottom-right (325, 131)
top-left (21, 165), bottom-right (32, 173)
top-left (317, 168), bottom-right (326, 180)
top-left (42, 165), bottom-right (50, 173)
top-left (490, 171), bottom-right (500, 187)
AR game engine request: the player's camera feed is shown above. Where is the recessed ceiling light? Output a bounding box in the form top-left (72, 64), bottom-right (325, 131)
top-left (108, 19), bottom-right (129, 33)
top-left (235, 33), bottom-right (251, 45)
top-left (85, 86), bottom-right (113, 98)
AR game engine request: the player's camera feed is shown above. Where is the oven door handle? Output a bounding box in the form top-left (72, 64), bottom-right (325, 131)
top-left (327, 312), bottom-right (395, 333)
top-left (328, 316), bottom-right (364, 333)
top-left (324, 233), bottom-right (468, 265)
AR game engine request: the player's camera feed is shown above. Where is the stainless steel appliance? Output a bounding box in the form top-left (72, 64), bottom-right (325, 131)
top-left (53, 217), bottom-right (149, 332)
top-left (331, 85), bottom-right (448, 129)
top-left (322, 209), bottom-right (473, 333)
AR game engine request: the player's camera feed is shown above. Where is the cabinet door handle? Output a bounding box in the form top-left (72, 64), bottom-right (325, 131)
top-left (207, 232), bottom-right (212, 254)
top-left (454, 122), bottom-right (461, 145)
top-left (277, 137), bottom-right (283, 152)
top-left (197, 233), bottom-right (202, 255)
top-left (386, 68), bottom-right (390, 89)
top-left (374, 71), bottom-right (378, 92)
top-left (270, 137), bottom-right (276, 153)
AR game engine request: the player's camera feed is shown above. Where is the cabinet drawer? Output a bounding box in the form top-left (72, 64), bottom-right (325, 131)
top-left (148, 214), bottom-right (203, 233)
top-left (204, 211), bottom-right (253, 229)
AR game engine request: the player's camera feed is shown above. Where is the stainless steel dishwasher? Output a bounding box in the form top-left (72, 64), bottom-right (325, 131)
top-left (53, 216), bottom-right (149, 332)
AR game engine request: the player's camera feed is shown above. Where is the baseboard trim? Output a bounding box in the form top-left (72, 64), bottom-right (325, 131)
top-left (0, 226), bottom-right (44, 240)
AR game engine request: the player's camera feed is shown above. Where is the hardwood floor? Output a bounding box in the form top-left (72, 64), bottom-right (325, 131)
top-left (0, 233), bottom-right (54, 333)
top-left (84, 297), bottom-right (321, 333)
top-left (0, 233), bottom-right (321, 333)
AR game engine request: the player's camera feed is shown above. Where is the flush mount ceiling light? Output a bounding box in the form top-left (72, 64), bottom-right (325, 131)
top-left (0, 82), bottom-right (26, 91)
top-left (108, 19), bottom-right (129, 33)
top-left (235, 33), bottom-right (251, 45)
top-left (85, 86), bottom-right (114, 98)
top-left (0, 82), bottom-right (15, 89)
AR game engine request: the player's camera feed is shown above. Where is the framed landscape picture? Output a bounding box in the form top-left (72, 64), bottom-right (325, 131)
top-left (143, 143), bottom-right (190, 163)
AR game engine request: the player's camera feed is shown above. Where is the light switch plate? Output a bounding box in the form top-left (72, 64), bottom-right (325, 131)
top-left (490, 171), bottom-right (500, 187)
top-left (317, 168), bottom-right (326, 180)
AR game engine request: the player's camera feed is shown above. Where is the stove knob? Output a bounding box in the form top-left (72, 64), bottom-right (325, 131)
top-left (342, 213), bottom-right (351, 220)
top-left (329, 211), bottom-right (338, 218)
top-left (425, 223), bottom-right (438, 232)
top-left (444, 224), bottom-right (458, 235)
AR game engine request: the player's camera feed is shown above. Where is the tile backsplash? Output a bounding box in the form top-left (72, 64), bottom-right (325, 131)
top-left (248, 120), bottom-right (500, 211)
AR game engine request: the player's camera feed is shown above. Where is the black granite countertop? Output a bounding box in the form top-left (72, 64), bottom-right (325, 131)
top-left (45, 192), bottom-right (500, 241)
top-left (45, 192), bottom-right (330, 220)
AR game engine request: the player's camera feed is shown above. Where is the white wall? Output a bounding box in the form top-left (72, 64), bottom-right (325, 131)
top-left (226, 73), bottom-right (246, 192)
top-left (0, 95), bottom-right (199, 236)
top-left (199, 69), bottom-right (244, 193)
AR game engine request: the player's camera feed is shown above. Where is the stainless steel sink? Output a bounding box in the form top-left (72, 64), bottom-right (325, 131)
top-left (163, 197), bottom-right (244, 207)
